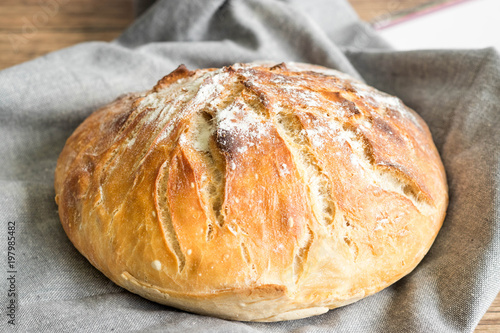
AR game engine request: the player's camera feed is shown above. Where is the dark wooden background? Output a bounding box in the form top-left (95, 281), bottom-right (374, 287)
top-left (0, 0), bottom-right (498, 331)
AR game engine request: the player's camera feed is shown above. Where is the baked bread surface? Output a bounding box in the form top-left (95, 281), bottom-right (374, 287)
top-left (55, 62), bottom-right (447, 321)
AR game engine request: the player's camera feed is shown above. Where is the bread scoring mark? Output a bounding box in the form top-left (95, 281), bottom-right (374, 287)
top-left (351, 135), bottom-right (432, 212)
top-left (190, 110), bottom-right (227, 231)
top-left (274, 112), bottom-right (336, 228)
top-left (192, 111), bottom-right (214, 153)
top-left (293, 224), bottom-right (314, 284)
top-left (206, 223), bottom-right (214, 241)
top-left (153, 64), bottom-right (194, 92)
top-left (374, 164), bottom-right (433, 208)
top-left (320, 91), bottom-right (361, 118)
top-left (343, 236), bottom-right (359, 261)
top-left (340, 122), bottom-right (376, 164)
top-left (240, 242), bottom-right (251, 265)
top-left (207, 133), bottom-right (227, 229)
top-left (323, 115), bottom-right (433, 214)
top-left (189, 111), bottom-right (218, 240)
top-left (240, 85), bottom-right (270, 116)
top-left (154, 159), bottom-right (186, 272)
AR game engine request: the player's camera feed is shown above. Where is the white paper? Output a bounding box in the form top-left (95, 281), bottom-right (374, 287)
top-left (378, 0), bottom-right (500, 51)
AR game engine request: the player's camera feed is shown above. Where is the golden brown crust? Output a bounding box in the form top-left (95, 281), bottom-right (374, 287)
top-left (55, 62), bottom-right (448, 321)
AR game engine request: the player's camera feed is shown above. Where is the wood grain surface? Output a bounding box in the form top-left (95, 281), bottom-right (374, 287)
top-left (0, 0), bottom-right (498, 331)
top-left (0, 0), bottom-right (133, 70)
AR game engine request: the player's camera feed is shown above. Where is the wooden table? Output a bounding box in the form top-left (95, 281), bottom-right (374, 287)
top-left (0, 0), bottom-right (498, 331)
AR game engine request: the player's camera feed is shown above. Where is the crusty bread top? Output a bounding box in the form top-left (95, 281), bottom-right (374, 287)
top-left (54, 62), bottom-right (447, 321)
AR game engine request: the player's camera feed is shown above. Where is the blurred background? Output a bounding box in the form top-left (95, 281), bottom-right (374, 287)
top-left (1, 0), bottom-right (499, 71)
top-left (0, 0), bottom-right (498, 331)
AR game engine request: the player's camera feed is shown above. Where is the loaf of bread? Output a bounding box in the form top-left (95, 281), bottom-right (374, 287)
top-left (54, 62), bottom-right (448, 322)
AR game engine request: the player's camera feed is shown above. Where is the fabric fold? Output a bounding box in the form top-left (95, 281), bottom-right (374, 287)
top-left (0, 0), bottom-right (498, 332)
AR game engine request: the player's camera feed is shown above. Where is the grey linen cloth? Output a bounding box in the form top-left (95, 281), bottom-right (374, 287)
top-left (1, 0), bottom-right (499, 332)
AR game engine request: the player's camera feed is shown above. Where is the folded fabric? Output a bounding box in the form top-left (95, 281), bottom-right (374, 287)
top-left (0, 0), bottom-right (498, 332)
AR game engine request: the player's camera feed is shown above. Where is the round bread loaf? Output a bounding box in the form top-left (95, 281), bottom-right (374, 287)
top-left (55, 62), bottom-right (447, 322)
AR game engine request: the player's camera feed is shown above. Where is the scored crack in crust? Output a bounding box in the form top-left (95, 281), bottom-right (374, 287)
top-left (54, 62), bottom-right (448, 322)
